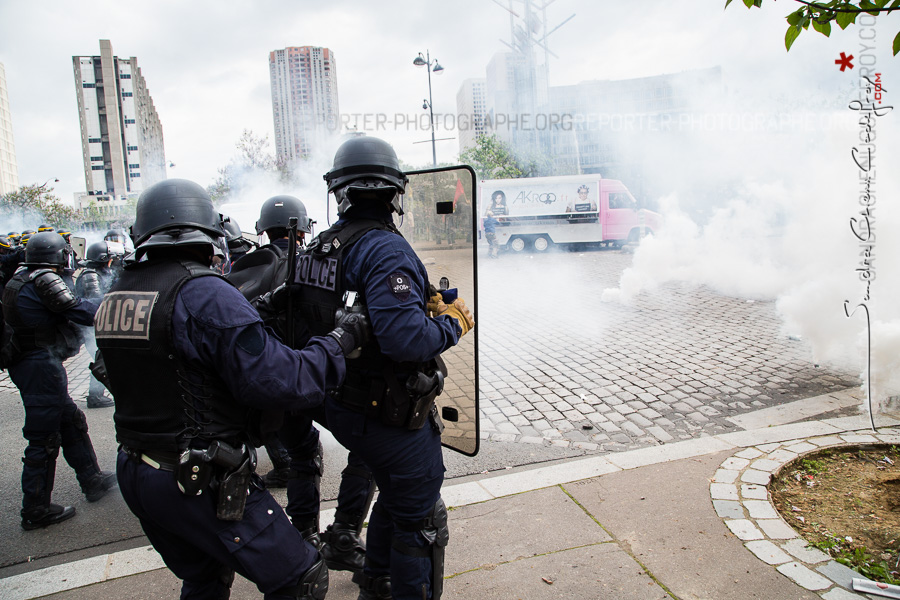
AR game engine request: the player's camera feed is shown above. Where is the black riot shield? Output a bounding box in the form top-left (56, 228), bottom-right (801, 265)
top-left (401, 165), bottom-right (479, 456)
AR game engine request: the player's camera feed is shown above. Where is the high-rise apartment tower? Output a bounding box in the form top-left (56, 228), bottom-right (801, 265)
top-left (269, 46), bottom-right (339, 162)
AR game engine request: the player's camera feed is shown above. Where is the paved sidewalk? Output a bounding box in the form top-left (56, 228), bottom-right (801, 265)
top-left (3, 391), bottom-right (897, 600)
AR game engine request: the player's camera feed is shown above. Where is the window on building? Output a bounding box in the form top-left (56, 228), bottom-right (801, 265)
top-left (91, 165), bottom-right (104, 171)
top-left (122, 92), bottom-right (133, 97)
top-left (120, 73), bottom-right (131, 79)
top-left (90, 156), bottom-right (103, 161)
top-left (130, 173), bottom-right (141, 178)
top-left (124, 119), bottom-right (136, 124)
top-left (82, 83), bottom-right (95, 88)
top-left (128, 163), bottom-right (140, 169)
top-left (127, 145), bottom-right (138, 151)
top-left (88, 138), bottom-right (101, 143)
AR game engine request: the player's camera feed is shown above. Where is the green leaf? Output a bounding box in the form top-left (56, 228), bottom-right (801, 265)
top-left (812, 20), bottom-right (832, 36)
top-left (725, 0), bottom-right (733, 7)
top-left (787, 10), bottom-right (803, 25)
top-left (786, 25), bottom-right (802, 51)
top-left (742, 0), bottom-right (754, 7)
top-left (891, 0), bottom-right (900, 8)
top-left (894, 30), bottom-right (900, 55)
top-left (801, 15), bottom-right (811, 29)
top-left (836, 10), bottom-right (857, 29)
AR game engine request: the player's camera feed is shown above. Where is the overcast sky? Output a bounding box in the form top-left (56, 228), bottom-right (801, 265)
top-left (1, 0), bottom-right (893, 203)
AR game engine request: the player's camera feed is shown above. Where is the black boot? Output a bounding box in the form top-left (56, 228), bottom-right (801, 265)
top-left (321, 522), bottom-right (366, 574)
top-left (21, 503), bottom-right (76, 530)
top-left (82, 470), bottom-right (117, 502)
top-left (352, 571), bottom-right (391, 600)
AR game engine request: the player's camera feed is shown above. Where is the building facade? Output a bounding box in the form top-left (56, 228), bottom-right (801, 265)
top-left (72, 39), bottom-right (166, 223)
top-left (0, 62), bottom-right (19, 196)
top-left (269, 46), bottom-right (339, 162)
top-left (456, 78), bottom-right (487, 156)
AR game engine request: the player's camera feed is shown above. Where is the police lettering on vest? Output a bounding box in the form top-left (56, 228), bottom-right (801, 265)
top-left (295, 254), bottom-right (338, 291)
top-left (95, 291), bottom-right (158, 341)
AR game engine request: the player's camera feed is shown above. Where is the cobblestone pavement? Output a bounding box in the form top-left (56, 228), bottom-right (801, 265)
top-left (475, 248), bottom-right (860, 452)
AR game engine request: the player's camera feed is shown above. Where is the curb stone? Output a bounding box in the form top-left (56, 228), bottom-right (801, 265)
top-left (711, 427), bottom-right (900, 598)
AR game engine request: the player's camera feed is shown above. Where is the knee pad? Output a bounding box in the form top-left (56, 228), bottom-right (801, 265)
top-left (72, 407), bottom-right (89, 432)
top-left (274, 557), bottom-right (328, 600)
top-left (24, 433), bottom-right (62, 465)
top-left (352, 571), bottom-right (391, 600)
top-left (391, 498), bottom-right (449, 599)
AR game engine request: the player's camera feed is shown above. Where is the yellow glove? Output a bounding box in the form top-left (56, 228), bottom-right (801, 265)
top-left (441, 298), bottom-right (475, 337)
top-left (426, 293), bottom-right (447, 317)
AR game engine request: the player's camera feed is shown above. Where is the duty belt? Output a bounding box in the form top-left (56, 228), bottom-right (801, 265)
top-left (121, 446), bottom-right (179, 472)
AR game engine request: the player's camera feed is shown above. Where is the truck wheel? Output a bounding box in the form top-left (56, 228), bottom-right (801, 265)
top-left (533, 235), bottom-right (551, 252)
top-left (509, 237), bottom-right (527, 252)
top-left (627, 229), bottom-right (642, 244)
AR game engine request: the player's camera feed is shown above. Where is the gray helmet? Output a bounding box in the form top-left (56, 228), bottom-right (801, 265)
top-left (24, 231), bottom-right (72, 267)
top-left (255, 195), bottom-right (312, 235)
top-left (323, 136), bottom-right (408, 215)
top-left (131, 179), bottom-right (225, 259)
top-left (84, 240), bottom-right (124, 265)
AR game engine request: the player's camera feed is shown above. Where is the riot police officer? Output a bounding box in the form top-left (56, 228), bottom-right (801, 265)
top-left (96, 179), bottom-right (369, 600)
top-left (229, 195), bottom-right (375, 576)
top-left (2, 232), bottom-right (117, 530)
top-left (75, 241), bottom-right (123, 408)
top-left (229, 196), bottom-right (314, 487)
top-left (0, 234), bottom-right (26, 292)
top-left (298, 137), bottom-right (474, 599)
top-left (223, 216), bottom-right (257, 265)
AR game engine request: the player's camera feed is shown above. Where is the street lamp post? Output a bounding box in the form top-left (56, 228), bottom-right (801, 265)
top-left (413, 50), bottom-right (444, 167)
top-left (38, 177), bottom-right (59, 191)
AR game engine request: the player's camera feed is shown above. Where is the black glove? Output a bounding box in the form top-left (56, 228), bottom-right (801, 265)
top-left (328, 309), bottom-right (371, 357)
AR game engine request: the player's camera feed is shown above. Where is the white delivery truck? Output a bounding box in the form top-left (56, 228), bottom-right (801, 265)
top-left (480, 175), bottom-right (662, 252)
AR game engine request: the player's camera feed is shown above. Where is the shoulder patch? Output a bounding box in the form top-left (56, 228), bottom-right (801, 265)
top-left (388, 272), bottom-right (411, 301)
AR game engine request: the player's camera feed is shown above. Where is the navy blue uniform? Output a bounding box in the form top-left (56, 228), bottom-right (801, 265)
top-left (4, 274), bottom-right (104, 515)
top-left (111, 272), bottom-right (345, 598)
top-left (322, 205), bottom-right (459, 599)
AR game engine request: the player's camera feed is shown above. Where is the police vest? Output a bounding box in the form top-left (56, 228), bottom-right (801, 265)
top-left (96, 259), bottom-right (253, 453)
top-left (1, 269), bottom-right (83, 357)
top-left (296, 219), bottom-right (435, 420)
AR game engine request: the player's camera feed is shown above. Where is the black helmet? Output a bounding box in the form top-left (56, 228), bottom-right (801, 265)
top-left (20, 230), bottom-right (36, 245)
top-left (104, 229), bottom-right (126, 243)
top-left (131, 179), bottom-right (225, 258)
top-left (323, 137), bottom-right (408, 215)
top-left (0, 236), bottom-right (10, 251)
top-left (223, 216), bottom-right (255, 256)
top-left (24, 231), bottom-right (72, 267)
top-left (255, 195), bottom-right (312, 235)
top-left (85, 241), bottom-right (117, 264)
top-left (37, 224), bottom-right (55, 233)
top-left (8, 232), bottom-right (20, 245)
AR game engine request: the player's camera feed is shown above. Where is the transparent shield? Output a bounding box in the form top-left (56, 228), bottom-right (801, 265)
top-left (401, 165), bottom-right (479, 456)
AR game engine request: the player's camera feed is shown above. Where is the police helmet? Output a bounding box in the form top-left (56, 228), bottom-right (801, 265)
top-left (84, 241), bottom-right (116, 265)
top-left (37, 223), bottom-right (55, 233)
top-left (222, 215), bottom-right (255, 256)
top-left (8, 232), bottom-right (21, 245)
top-left (130, 179), bottom-right (225, 259)
top-left (0, 236), bottom-right (10, 251)
top-left (57, 229), bottom-right (73, 243)
top-left (24, 231), bottom-right (72, 267)
top-left (323, 136), bottom-right (408, 216)
top-left (255, 195), bottom-right (312, 235)
top-left (104, 229), bottom-right (126, 243)
top-left (20, 230), bottom-right (36, 245)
